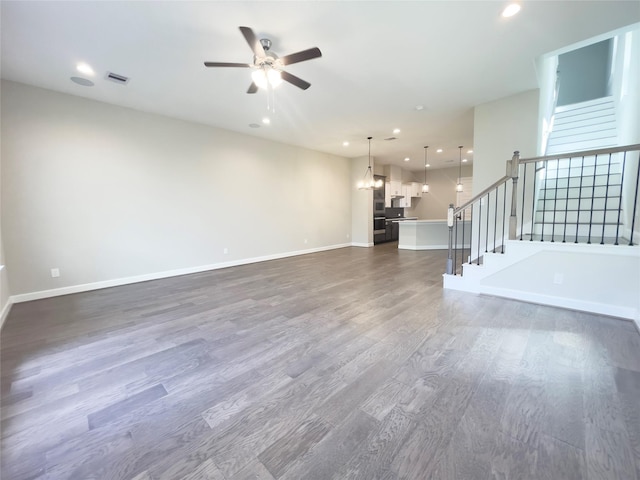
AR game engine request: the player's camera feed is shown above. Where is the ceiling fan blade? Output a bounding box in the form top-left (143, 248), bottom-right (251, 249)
top-left (281, 70), bottom-right (311, 90)
top-left (280, 47), bottom-right (322, 66)
top-left (247, 82), bottom-right (258, 94)
top-left (239, 26), bottom-right (266, 58)
top-left (204, 62), bottom-right (251, 68)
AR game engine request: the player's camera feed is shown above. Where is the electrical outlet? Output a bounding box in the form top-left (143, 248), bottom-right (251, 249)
top-left (553, 273), bottom-right (564, 285)
top-left (223, 248), bottom-right (228, 255)
top-left (51, 268), bottom-right (60, 278)
top-left (304, 239), bottom-right (308, 244)
top-left (346, 233), bottom-right (350, 239)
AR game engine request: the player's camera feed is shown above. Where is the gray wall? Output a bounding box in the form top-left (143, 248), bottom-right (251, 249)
top-left (557, 39), bottom-right (612, 106)
top-left (1, 81), bottom-right (353, 298)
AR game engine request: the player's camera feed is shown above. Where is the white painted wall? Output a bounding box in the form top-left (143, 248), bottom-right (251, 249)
top-left (1, 80), bottom-right (353, 299)
top-left (0, 76), bottom-right (11, 328)
top-left (473, 89), bottom-right (540, 194)
top-left (351, 155), bottom-right (373, 247)
top-left (405, 165), bottom-right (473, 220)
top-left (481, 243), bottom-right (640, 321)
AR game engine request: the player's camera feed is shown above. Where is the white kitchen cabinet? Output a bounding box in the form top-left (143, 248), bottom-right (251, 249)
top-left (410, 182), bottom-right (423, 197)
top-left (399, 184), bottom-right (412, 208)
top-left (388, 180), bottom-right (403, 197)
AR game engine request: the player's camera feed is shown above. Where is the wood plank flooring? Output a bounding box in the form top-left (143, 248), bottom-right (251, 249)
top-left (1, 243), bottom-right (639, 480)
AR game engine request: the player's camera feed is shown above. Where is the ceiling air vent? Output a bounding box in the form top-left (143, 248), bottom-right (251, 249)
top-left (384, 136), bottom-right (397, 141)
top-left (105, 72), bottom-right (130, 85)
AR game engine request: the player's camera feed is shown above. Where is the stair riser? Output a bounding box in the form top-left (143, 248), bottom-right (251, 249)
top-left (539, 185), bottom-right (621, 200)
top-left (541, 154), bottom-right (624, 170)
top-left (554, 97), bottom-right (614, 116)
top-left (548, 129), bottom-right (617, 147)
top-left (541, 174), bottom-right (621, 189)
top-left (535, 210), bottom-right (621, 224)
top-left (533, 223), bottom-right (621, 237)
top-left (552, 114), bottom-right (615, 131)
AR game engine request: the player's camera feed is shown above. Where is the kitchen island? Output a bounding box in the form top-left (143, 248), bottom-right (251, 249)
top-left (397, 219), bottom-right (471, 250)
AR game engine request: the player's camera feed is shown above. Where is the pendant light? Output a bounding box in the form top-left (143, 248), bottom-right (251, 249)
top-left (456, 145), bottom-right (464, 192)
top-left (422, 146), bottom-right (430, 194)
top-left (358, 137), bottom-right (382, 190)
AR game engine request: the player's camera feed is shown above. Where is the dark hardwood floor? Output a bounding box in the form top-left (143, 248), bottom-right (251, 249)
top-left (1, 243), bottom-right (639, 480)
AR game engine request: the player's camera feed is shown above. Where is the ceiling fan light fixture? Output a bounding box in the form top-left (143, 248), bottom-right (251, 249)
top-left (251, 67), bottom-right (282, 89)
top-left (502, 3), bottom-right (521, 17)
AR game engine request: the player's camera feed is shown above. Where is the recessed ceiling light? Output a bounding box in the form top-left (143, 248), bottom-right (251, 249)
top-left (436, 149), bottom-right (443, 153)
top-left (393, 128), bottom-right (401, 134)
top-left (467, 149), bottom-right (473, 154)
top-left (76, 63), bottom-right (94, 76)
top-left (262, 117), bottom-right (271, 125)
top-left (343, 141), bottom-right (349, 147)
top-left (502, 3), bottom-right (521, 17)
top-left (404, 157), bottom-right (410, 162)
top-left (249, 123), bottom-right (260, 128)
top-left (70, 76), bottom-right (94, 87)
top-left (462, 159), bottom-right (468, 163)
top-left (426, 164), bottom-right (430, 168)
top-left (415, 105), bottom-right (424, 111)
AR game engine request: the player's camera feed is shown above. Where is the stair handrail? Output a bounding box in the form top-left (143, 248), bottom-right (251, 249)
top-left (519, 143), bottom-right (640, 164)
top-left (446, 143), bottom-right (640, 276)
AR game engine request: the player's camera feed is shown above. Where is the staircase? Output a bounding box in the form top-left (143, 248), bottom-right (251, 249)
top-left (443, 140), bottom-right (640, 323)
top-left (546, 97), bottom-right (617, 154)
top-left (533, 96), bottom-right (623, 243)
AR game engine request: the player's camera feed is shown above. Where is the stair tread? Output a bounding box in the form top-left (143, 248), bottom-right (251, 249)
top-left (536, 208), bottom-right (622, 212)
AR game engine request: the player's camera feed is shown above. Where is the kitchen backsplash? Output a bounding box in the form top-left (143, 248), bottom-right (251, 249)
top-left (385, 207), bottom-right (404, 218)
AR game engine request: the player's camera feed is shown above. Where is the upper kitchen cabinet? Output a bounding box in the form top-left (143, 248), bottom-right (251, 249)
top-left (388, 180), bottom-right (403, 197)
top-left (410, 182), bottom-right (422, 197)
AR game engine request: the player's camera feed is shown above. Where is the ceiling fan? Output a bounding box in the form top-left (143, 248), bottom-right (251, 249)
top-left (204, 26), bottom-right (322, 94)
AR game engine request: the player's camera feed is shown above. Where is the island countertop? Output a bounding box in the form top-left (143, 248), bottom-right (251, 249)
top-left (397, 218), bottom-right (471, 250)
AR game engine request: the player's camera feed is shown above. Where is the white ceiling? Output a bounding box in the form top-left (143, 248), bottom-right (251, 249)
top-left (2, 1), bottom-right (639, 171)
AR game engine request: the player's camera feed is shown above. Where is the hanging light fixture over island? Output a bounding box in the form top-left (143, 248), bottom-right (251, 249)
top-left (422, 146), bottom-right (430, 194)
top-left (456, 145), bottom-right (464, 192)
top-left (358, 136), bottom-right (383, 190)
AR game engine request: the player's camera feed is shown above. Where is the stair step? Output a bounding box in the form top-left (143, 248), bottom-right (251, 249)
top-left (554, 97), bottom-right (614, 116)
top-left (539, 185), bottom-right (621, 199)
top-left (533, 223), bottom-right (621, 238)
top-left (546, 138), bottom-right (619, 155)
top-left (552, 113), bottom-right (616, 131)
top-left (520, 234), bottom-right (627, 245)
top-left (541, 174), bottom-right (622, 189)
top-left (553, 108), bottom-right (615, 126)
top-left (535, 210), bottom-right (622, 224)
top-left (548, 128), bottom-right (617, 146)
top-left (542, 155), bottom-right (624, 169)
top-left (537, 197), bottom-right (621, 211)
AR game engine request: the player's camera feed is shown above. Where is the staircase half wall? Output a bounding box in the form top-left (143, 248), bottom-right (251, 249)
top-left (443, 240), bottom-right (640, 324)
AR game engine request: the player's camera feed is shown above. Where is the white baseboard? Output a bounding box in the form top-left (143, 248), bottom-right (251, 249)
top-left (481, 285), bottom-right (638, 321)
top-left (9, 243), bottom-right (352, 304)
top-left (398, 244), bottom-right (449, 250)
top-left (351, 242), bottom-right (374, 247)
top-left (0, 298), bottom-right (13, 331)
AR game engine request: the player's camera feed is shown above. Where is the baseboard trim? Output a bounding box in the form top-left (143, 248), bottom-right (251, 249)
top-left (9, 243), bottom-right (352, 304)
top-left (0, 299), bottom-right (13, 331)
top-left (351, 242), bottom-right (374, 248)
top-left (398, 244), bottom-right (449, 250)
top-left (481, 285), bottom-right (638, 321)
